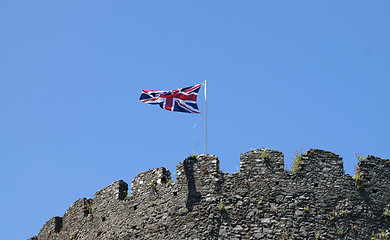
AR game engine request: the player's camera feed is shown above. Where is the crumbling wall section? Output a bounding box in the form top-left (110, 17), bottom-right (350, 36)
top-left (358, 155), bottom-right (390, 219)
top-left (30, 149), bottom-right (390, 240)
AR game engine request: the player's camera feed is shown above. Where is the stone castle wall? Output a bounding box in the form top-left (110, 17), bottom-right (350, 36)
top-left (30, 149), bottom-right (390, 240)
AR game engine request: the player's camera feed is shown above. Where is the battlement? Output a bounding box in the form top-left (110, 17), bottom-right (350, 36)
top-left (131, 167), bottom-right (171, 198)
top-left (239, 148), bottom-right (284, 174)
top-left (358, 155), bottom-right (390, 212)
top-left (96, 180), bottom-right (129, 200)
top-left (31, 148), bottom-right (390, 240)
top-left (300, 149), bottom-right (344, 177)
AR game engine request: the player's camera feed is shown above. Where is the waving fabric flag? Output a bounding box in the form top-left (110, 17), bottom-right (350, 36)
top-left (139, 83), bottom-right (203, 113)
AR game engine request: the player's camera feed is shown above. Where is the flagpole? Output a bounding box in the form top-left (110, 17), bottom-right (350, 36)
top-left (204, 80), bottom-right (207, 155)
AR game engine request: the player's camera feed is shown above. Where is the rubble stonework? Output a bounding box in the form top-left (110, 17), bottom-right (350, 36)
top-left (30, 149), bottom-right (390, 240)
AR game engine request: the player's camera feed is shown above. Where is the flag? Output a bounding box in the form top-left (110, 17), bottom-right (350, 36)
top-left (140, 83), bottom-right (203, 113)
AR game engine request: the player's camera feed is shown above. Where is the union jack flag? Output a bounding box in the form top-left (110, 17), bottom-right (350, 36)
top-left (139, 83), bottom-right (203, 113)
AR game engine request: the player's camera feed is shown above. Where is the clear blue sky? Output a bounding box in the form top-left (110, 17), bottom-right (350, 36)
top-left (1, 1), bottom-right (389, 239)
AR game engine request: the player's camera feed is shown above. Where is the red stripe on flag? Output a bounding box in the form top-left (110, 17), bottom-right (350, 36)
top-left (177, 100), bottom-right (200, 113)
top-left (165, 98), bottom-right (173, 111)
top-left (162, 93), bottom-right (197, 101)
top-left (182, 83), bottom-right (203, 93)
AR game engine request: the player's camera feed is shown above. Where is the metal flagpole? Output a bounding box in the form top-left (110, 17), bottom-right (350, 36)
top-left (204, 80), bottom-right (207, 155)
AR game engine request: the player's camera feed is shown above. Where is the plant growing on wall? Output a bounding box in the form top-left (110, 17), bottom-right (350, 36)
top-left (280, 230), bottom-right (289, 239)
top-left (355, 152), bottom-right (364, 161)
top-left (353, 166), bottom-right (364, 191)
top-left (336, 222), bottom-right (345, 235)
top-left (167, 179), bottom-right (174, 185)
top-left (261, 151), bottom-right (269, 159)
top-left (218, 201), bottom-right (226, 211)
top-left (383, 205), bottom-right (390, 217)
top-left (338, 209), bottom-right (346, 216)
top-left (163, 169), bottom-right (174, 185)
top-left (149, 180), bottom-right (156, 189)
top-left (291, 148), bottom-right (303, 172)
top-left (327, 210), bottom-right (336, 221)
top-left (82, 198), bottom-right (94, 215)
top-left (371, 229), bottom-right (389, 240)
top-left (378, 229), bottom-right (389, 240)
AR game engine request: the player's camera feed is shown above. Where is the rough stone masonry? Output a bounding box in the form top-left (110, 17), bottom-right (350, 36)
top-left (30, 148), bottom-right (390, 239)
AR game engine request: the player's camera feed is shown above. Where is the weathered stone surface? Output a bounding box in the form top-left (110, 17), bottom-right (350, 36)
top-left (30, 149), bottom-right (390, 239)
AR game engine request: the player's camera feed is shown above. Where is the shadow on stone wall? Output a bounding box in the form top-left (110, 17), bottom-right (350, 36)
top-left (30, 148), bottom-right (390, 240)
top-left (184, 157), bottom-right (201, 210)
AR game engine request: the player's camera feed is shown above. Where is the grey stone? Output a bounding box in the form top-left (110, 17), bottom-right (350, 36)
top-left (254, 232), bottom-right (264, 239)
top-left (30, 149), bottom-right (390, 240)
